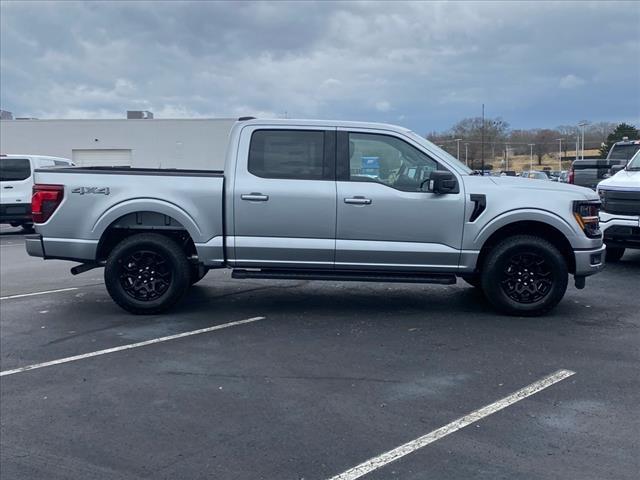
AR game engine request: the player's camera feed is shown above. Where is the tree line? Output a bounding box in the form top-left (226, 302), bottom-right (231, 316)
top-left (426, 119), bottom-right (638, 169)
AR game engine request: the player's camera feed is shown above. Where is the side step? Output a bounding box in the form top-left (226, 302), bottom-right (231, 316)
top-left (231, 268), bottom-right (456, 285)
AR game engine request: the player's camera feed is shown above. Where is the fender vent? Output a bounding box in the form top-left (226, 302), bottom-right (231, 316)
top-left (469, 194), bottom-right (486, 222)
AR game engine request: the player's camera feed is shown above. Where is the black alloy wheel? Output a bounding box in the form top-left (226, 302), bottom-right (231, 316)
top-left (119, 250), bottom-right (172, 301)
top-left (500, 252), bottom-right (553, 304)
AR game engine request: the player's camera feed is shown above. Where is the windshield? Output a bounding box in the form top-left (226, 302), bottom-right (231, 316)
top-left (609, 143), bottom-right (640, 160)
top-left (626, 150), bottom-right (640, 170)
top-left (404, 131), bottom-right (474, 175)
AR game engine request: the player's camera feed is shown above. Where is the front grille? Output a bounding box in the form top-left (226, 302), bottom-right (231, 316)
top-left (599, 189), bottom-right (640, 216)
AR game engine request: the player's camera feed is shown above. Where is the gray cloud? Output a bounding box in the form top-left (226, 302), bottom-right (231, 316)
top-left (1, 0), bottom-right (639, 132)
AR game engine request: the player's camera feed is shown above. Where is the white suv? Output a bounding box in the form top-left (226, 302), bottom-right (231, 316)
top-left (0, 154), bottom-right (74, 232)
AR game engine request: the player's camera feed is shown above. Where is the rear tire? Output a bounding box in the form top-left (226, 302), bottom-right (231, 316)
top-left (605, 246), bottom-right (625, 263)
top-left (21, 223), bottom-right (35, 233)
top-left (104, 233), bottom-right (191, 315)
top-left (481, 235), bottom-right (568, 316)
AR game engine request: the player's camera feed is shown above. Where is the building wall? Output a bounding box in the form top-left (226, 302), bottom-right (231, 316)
top-left (0, 118), bottom-right (236, 170)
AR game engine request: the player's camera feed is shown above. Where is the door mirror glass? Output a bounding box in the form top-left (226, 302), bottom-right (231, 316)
top-left (423, 170), bottom-right (459, 194)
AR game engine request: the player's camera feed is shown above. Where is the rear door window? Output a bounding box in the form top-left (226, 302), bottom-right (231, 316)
top-left (249, 130), bottom-right (326, 180)
top-left (0, 158), bottom-right (31, 181)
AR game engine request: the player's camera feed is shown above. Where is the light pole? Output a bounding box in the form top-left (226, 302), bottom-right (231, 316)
top-left (464, 143), bottom-right (468, 166)
top-left (455, 138), bottom-right (462, 161)
top-left (504, 144), bottom-right (510, 171)
top-left (556, 138), bottom-right (564, 171)
top-left (528, 143), bottom-right (535, 171)
top-left (578, 121), bottom-right (588, 160)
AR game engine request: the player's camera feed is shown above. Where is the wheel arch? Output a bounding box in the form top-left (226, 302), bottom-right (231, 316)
top-left (95, 202), bottom-right (200, 262)
top-left (475, 220), bottom-right (576, 274)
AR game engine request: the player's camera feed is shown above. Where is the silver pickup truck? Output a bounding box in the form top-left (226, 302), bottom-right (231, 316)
top-left (26, 118), bottom-right (605, 316)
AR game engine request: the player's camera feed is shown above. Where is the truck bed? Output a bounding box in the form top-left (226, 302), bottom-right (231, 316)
top-left (31, 166), bottom-right (226, 265)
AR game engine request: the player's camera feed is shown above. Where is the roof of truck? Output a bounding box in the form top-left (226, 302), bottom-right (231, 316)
top-left (237, 117), bottom-right (413, 133)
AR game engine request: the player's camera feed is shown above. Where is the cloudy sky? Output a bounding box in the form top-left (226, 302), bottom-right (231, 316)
top-left (1, 1), bottom-right (639, 132)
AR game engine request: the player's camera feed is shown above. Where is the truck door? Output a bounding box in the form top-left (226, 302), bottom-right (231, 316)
top-left (335, 129), bottom-right (465, 271)
top-left (232, 126), bottom-right (336, 268)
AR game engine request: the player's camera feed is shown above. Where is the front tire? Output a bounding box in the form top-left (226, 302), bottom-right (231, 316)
top-left (481, 235), bottom-right (568, 316)
top-left (104, 233), bottom-right (191, 315)
top-left (605, 246), bottom-right (625, 263)
top-left (190, 264), bottom-right (209, 285)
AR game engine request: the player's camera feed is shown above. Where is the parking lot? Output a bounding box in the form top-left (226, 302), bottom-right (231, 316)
top-left (1, 224), bottom-right (638, 480)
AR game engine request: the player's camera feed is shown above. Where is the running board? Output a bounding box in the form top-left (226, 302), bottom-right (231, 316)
top-left (231, 269), bottom-right (456, 285)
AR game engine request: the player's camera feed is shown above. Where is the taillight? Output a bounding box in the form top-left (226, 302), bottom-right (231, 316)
top-left (573, 201), bottom-right (601, 238)
top-left (568, 168), bottom-right (574, 184)
top-left (32, 184), bottom-right (64, 223)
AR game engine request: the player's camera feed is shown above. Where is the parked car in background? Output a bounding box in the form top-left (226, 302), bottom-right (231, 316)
top-left (26, 118), bottom-right (604, 317)
top-left (558, 171), bottom-right (570, 183)
top-left (522, 171), bottom-right (550, 181)
top-left (0, 154), bottom-right (74, 232)
top-left (596, 150), bottom-right (640, 262)
top-left (570, 138), bottom-right (640, 189)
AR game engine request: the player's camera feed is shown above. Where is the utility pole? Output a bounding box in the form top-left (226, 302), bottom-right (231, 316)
top-left (481, 104), bottom-right (485, 173)
top-left (556, 138), bottom-right (563, 171)
top-left (455, 138), bottom-right (462, 160)
top-left (528, 143), bottom-right (535, 171)
top-left (464, 143), bottom-right (468, 166)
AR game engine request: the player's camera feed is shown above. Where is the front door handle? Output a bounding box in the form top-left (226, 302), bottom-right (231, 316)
top-left (3, 186), bottom-right (13, 189)
top-left (241, 193), bottom-right (269, 202)
top-left (344, 196), bottom-right (372, 205)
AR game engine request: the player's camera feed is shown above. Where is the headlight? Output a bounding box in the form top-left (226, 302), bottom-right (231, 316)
top-left (573, 201), bottom-right (601, 238)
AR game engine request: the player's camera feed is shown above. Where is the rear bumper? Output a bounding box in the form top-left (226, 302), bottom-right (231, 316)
top-left (25, 234), bottom-right (45, 258)
top-left (25, 234), bottom-right (98, 261)
top-left (0, 203), bottom-right (31, 223)
top-left (574, 244), bottom-right (606, 277)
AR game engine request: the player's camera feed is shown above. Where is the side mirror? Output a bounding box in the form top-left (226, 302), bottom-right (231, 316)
top-left (610, 164), bottom-right (624, 175)
top-left (423, 170), bottom-right (459, 194)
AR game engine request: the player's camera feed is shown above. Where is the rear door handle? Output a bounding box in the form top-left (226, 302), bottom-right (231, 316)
top-left (241, 193), bottom-right (269, 202)
top-left (344, 196), bottom-right (372, 205)
top-left (3, 186), bottom-right (13, 189)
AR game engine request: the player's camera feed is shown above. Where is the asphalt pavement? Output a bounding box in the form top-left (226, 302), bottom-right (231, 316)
top-left (1, 225), bottom-right (638, 479)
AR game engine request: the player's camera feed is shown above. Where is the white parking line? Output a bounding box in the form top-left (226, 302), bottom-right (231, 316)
top-left (0, 316), bottom-right (266, 377)
top-left (327, 369), bottom-right (576, 480)
top-left (0, 287), bottom-right (79, 300)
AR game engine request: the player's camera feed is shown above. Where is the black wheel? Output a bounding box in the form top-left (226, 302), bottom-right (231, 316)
top-left (104, 233), bottom-right (191, 314)
top-left (461, 274), bottom-right (482, 289)
top-left (190, 264), bottom-right (209, 285)
top-left (481, 235), bottom-right (568, 316)
top-left (605, 246), bottom-right (625, 263)
top-left (21, 223), bottom-right (35, 233)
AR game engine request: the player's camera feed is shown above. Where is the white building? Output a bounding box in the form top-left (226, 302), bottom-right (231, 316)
top-left (0, 117), bottom-right (236, 170)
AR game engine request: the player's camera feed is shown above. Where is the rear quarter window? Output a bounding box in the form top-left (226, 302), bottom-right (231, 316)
top-left (0, 158), bottom-right (31, 181)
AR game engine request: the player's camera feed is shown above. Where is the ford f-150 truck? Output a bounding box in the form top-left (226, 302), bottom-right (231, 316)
top-left (26, 118), bottom-right (605, 316)
top-left (596, 150), bottom-right (640, 262)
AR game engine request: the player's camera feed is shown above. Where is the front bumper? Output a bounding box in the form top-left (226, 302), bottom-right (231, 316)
top-left (599, 211), bottom-right (640, 250)
top-left (574, 244), bottom-right (606, 277)
top-left (25, 234), bottom-right (45, 258)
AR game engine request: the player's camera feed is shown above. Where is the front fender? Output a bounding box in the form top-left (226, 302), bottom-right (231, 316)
top-left (468, 208), bottom-right (584, 250)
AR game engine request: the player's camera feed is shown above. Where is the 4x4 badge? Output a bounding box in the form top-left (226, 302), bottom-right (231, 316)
top-left (71, 187), bottom-right (110, 195)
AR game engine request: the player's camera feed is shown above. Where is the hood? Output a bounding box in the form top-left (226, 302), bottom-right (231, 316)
top-left (487, 175), bottom-right (597, 197)
top-left (597, 169), bottom-right (640, 191)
